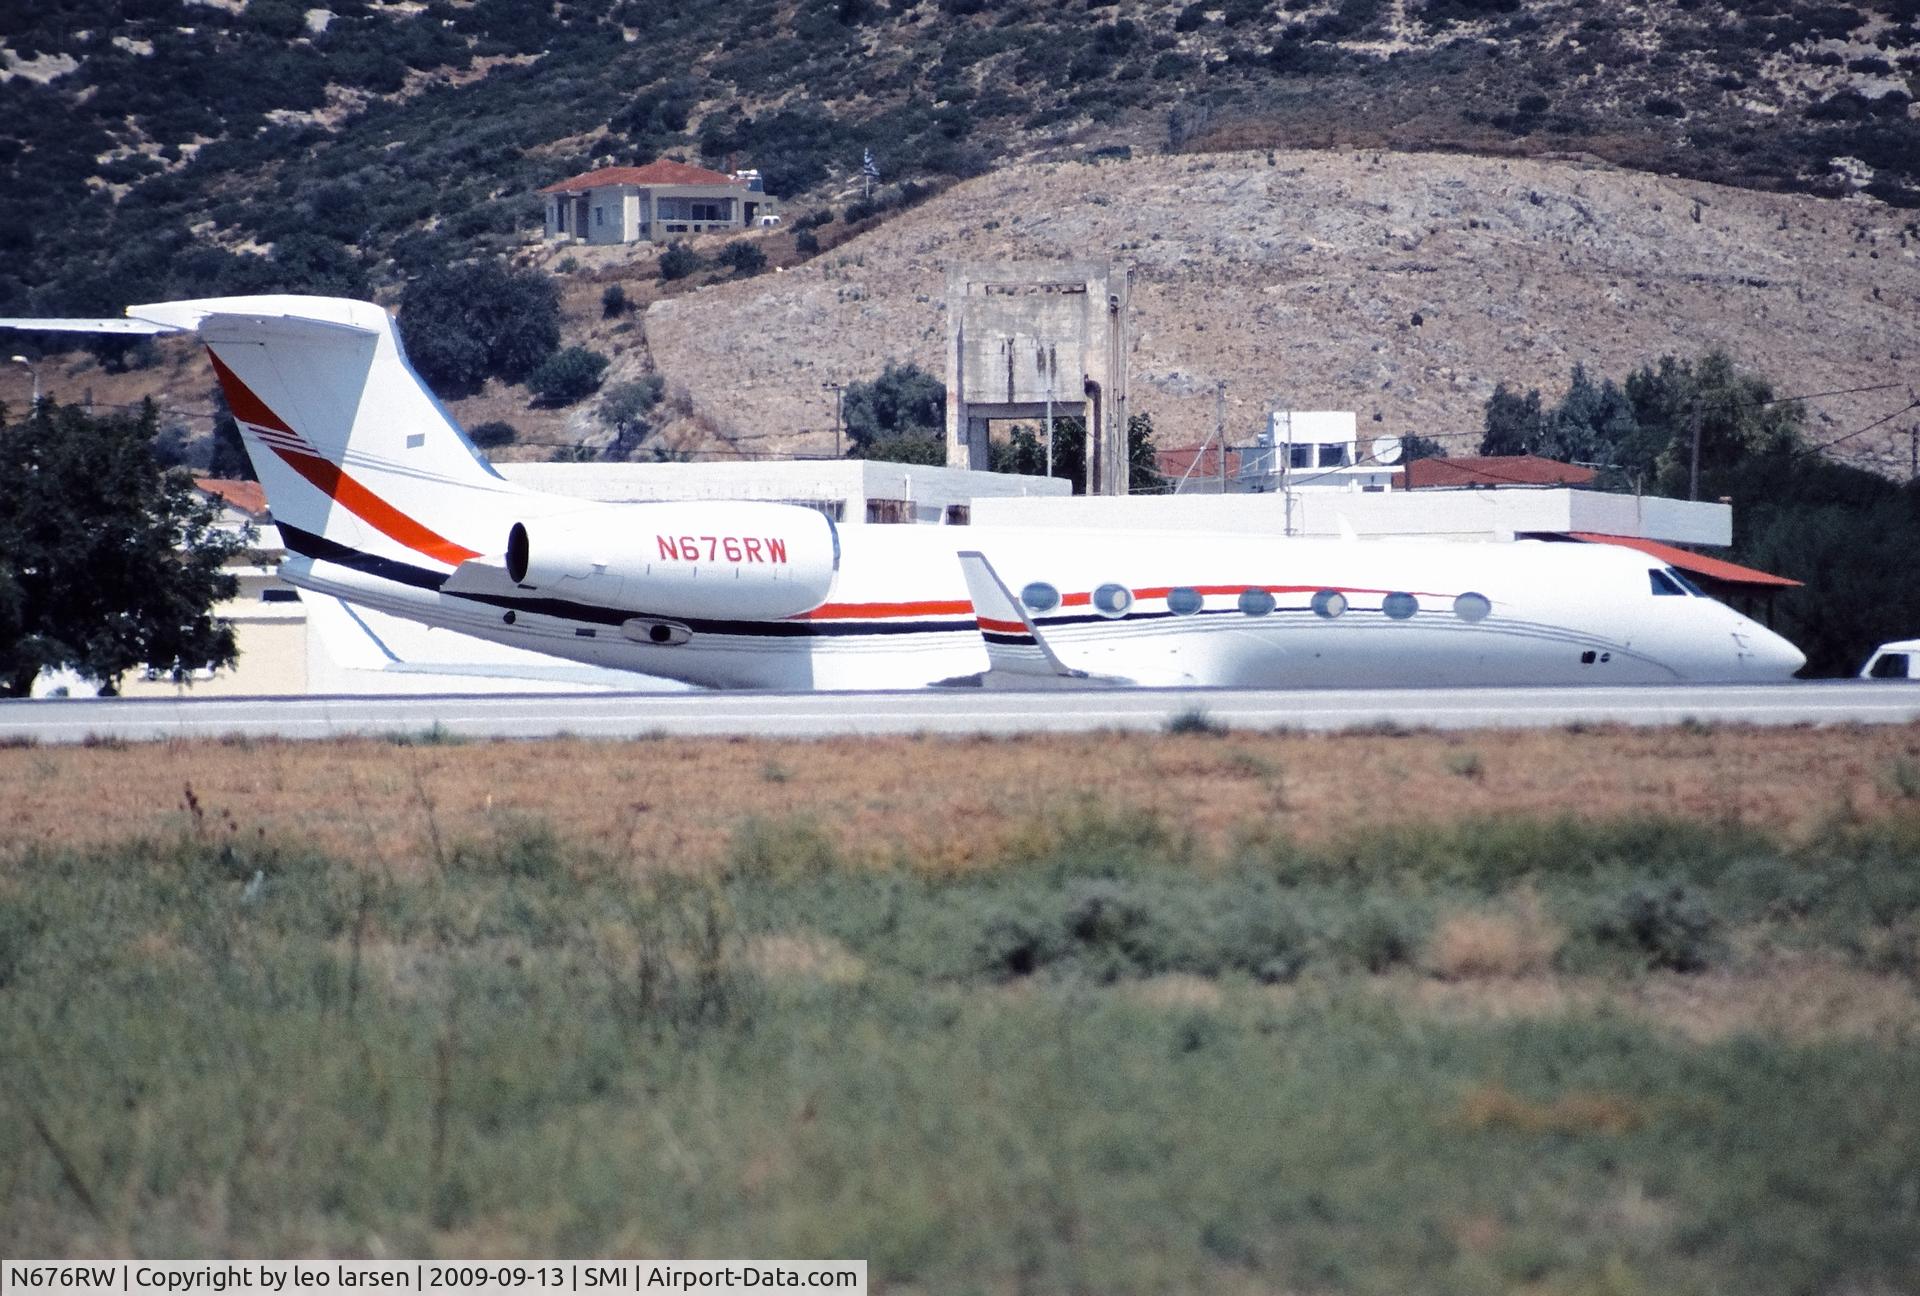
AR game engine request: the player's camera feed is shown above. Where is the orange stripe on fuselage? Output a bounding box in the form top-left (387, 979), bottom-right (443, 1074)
top-left (804, 599), bottom-right (974, 620)
top-left (976, 617), bottom-right (1028, 635)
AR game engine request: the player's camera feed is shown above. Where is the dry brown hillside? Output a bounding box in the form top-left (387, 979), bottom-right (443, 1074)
top-left (647, 148), bottom-right (1920, 468)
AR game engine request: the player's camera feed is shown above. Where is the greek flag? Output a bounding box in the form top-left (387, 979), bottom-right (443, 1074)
top-left (862, 148), bottom-right (879, 180)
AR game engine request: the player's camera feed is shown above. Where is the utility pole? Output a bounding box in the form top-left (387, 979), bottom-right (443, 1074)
top-left (1044, 346), bottom-right (1056, 481)
top-left (821, 381), bottom-right (845, 457)
top-left (9, 355), bottom-right (39, 408)
top-left (1688, 402), bottom-right (1702, 501)
top-left (1215, 382), bottom-right (1227, 494)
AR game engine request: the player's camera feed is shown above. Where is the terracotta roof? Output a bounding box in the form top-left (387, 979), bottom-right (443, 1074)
top-left (1397, 454), bottom-right (1596, 489)
top-left (195, 478), bottom-right (269, 518)
top-left (539, 161), bottom-right (738, 194)
top-left (1566, 532), bottom-right (1802, 590)
top-left (1157, 446), bottom-right (1242, 479)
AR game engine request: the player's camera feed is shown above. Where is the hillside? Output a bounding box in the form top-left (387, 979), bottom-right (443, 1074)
top-left (647, 147), bottom-right (1920, 466)
top-left (3, 0), bottom-right (1919, 323)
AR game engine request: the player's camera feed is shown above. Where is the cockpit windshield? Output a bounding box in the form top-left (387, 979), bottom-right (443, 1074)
top-left (1649, 569), bottom-right (1687, 596)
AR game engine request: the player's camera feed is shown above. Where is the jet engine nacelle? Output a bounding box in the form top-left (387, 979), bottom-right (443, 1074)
top-left (505, 500), bottom-right (839, 621)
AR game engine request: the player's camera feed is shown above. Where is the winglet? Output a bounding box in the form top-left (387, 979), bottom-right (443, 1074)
top-left (957, 550), bottom-right (1085, 680)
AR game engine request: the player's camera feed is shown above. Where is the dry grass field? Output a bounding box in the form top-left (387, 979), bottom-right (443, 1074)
top-left (7, 723), bottom-right (1920, 874)
top-left (5, 724), bottom-right (1920, 1290)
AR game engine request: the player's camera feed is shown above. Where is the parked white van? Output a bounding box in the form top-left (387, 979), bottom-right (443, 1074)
top-left (1860, 640), bottom-right (1920, 679)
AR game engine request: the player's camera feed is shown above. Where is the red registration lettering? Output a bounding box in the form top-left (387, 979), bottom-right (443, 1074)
top-left (723, 537), bottom-right (743, 563)
top-left (743, 537), bottom-right (765, 563)
top-left (679, 534), bottom-right (696, 559)
top-left (767, 537), bottom-right (788, 564)
top-left (701, 535), bottom-right (718, 561)
top-left (657, 535), bottom-right (679, 560)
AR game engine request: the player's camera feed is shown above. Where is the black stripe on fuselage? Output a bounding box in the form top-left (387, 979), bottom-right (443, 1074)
top-left (279, 524), bottom-right (973, 638)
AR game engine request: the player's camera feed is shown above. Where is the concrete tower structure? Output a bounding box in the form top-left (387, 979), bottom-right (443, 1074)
top-left (944, 261), bottom-right (1131, 495)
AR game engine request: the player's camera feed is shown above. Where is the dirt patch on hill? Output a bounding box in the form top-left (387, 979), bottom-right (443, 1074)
top-left (647, 148), bottom-right (1920, 469)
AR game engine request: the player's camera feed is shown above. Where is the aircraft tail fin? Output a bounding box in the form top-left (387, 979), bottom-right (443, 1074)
top-left (2, 296), bottom-right (521, 572)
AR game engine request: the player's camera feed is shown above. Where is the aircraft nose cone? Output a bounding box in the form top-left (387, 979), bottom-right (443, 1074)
top-left (1738, 625), bottom-right (1806, 678)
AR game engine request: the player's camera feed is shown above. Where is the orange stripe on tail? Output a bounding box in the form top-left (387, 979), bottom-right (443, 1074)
top-left (208, 344), bottom-right (479, 567)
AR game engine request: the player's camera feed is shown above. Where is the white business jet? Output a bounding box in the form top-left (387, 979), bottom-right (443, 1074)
top-left (2, 296), bottom-right (1805, 690)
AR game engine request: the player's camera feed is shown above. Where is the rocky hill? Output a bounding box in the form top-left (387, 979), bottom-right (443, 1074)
top-left (4, 0), bottom-right (1919, 321)
top-left (646, 147), bottom-right (1920, 469)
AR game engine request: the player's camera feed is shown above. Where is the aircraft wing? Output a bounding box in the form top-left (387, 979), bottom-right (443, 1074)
top-left (956, 551), bottom-right (1129, 688)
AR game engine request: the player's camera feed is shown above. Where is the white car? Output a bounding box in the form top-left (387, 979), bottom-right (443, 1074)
top-left (1860, 640), bottom-right (1920, 679)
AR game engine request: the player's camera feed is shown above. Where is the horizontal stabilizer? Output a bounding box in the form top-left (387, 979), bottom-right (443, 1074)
top-left (0, 316), bottom-right (178, 335)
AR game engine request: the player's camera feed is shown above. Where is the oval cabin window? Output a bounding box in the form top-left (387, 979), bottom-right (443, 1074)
top-left (1238, 588), bottom-right (1276, 617)
top-left (1021, 582), bottom-right (1060, 613)
top-left (1453, 592), bottom-right (1492, 622)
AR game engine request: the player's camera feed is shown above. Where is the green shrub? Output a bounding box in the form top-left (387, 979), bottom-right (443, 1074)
top-left (657, 242), bottom-right (702, 281)
top-left (525, 346), bottom-right (609, 406)
top-left (601, 282), bottom-right (628, 317)
top-left (468, 420), bottom-right (518, 448)
top-left (1165, 707), bottom-right (1228, 736)
top-left (1594, 882), bottom-right (1719, 972)
top-left (716, 240), bottom-right (768, 276)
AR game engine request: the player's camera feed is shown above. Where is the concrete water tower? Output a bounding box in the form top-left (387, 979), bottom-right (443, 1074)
top-left (944, 261), bottom-right (1131, 495)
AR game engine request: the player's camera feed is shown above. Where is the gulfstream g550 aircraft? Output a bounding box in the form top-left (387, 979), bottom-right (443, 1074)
top-left (2, 295), bottom-right (1805, 690)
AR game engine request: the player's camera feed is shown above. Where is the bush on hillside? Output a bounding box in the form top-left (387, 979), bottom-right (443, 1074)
top-left (468, 420), bottom-right (519, 448)
top-left (658, 243), bottom-right (702, 281)
top-left (526, 347), bottom-right (609, 406)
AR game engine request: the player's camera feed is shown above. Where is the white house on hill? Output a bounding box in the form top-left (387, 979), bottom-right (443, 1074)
top-left (539, 160), bottom-right (778, 245)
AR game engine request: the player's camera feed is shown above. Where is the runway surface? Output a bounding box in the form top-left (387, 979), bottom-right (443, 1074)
top-left (3, 682), bottom-right (1919, 744)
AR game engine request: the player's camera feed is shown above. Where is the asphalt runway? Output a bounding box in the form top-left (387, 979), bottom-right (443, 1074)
top-left (2, 682), bottom-right (1919, 744)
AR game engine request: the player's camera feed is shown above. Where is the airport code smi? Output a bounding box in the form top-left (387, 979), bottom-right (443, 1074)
top-left (655, 535), bottom-right (790, 565)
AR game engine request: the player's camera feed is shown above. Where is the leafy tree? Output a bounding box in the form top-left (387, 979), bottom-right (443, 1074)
top-left (990, 412), bottom-right (1162, 493)
top-left (526, 346), bottom-right (609, 406)
top-left (205, 389), bottom-right (257, 481)
top-left (843, 362), bottom-right (945, 463)
top-left (398, 259), bottom-right (560, 398)
top-left (0, 401), bottom-right (243, 696)
top-left (601, 376), bottom-right (665, 436)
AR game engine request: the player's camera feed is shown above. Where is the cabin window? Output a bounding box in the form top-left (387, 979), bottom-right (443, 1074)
top-left (1870, 653), bottom-right (1910, 679)
top-left (1453, 591), bottom-right (1491, 622)
top-left (1649, 569), bottom-right (1686, 596)
top-left (1382, 591), bottom-right (1418, 620)
top-left (1020, 582), bottom-right (1060, 613)
top-left (1093, 583), bottom-right (1133, 617)
top-left (1167, 587), bottom-right (1203, 616)
top-left (1310, 589), bottom-right (1347, 619)
top-left (1238, 588), bottom-right (1276, 617)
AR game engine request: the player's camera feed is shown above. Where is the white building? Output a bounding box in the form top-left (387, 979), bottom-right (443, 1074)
top-left (540, 161), bottom-right (778, 245)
